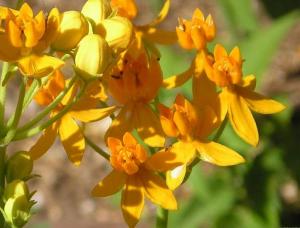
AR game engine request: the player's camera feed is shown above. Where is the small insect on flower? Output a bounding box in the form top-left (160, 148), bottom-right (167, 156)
top-left (92, 132), bottom-right (184, 227)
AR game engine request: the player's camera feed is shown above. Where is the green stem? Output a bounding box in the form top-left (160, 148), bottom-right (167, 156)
top-left (156, 207), bottom-right (168, 228)
top-left (22, 79), bottom-right (39, 110)
top-left (84, 136), bottom-right (110, 160)
top-left (17, 76), bottom-right (77, 132)
top-left (13, 81), bottom-right (87, 141)
top-left (0, 62), bottom-right (8, 128)
top-left (2, 78), bottom-right (26, 145)
top-left (213, 115), bottom-right (228, 142)
top-left (0, 146), bottom-right (6, 228)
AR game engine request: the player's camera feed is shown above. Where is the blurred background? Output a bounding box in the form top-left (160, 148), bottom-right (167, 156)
top-left (1, 0), bottom-right (300, 227)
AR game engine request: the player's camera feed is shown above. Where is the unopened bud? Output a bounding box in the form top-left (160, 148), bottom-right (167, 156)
top-left (75, 34), bottom-right (112, 79)
top-left (52, 11), bottom-right (89, 51)
top-left (6, 151), bottom-right (33, 183)
top-left (82, 0), bottom-right (112, 26)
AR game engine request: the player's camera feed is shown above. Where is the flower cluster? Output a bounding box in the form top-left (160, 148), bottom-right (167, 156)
top-left (0, 0), bottom-right (285, 227)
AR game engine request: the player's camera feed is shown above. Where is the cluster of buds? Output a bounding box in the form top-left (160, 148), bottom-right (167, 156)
top-left (0, 0), bottom-right (285, 227)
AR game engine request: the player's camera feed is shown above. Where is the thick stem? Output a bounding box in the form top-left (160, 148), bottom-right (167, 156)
top-left (84, 136), bottom-right (110, 160)
top-left (156, 207), bottom-right (168, 228)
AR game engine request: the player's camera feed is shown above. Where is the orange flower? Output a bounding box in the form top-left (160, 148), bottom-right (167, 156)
top-left (203, 44), bottom-right (285, 146)
top-left (105, 49), bottom-right (165, 147)
top-left (0, 3), bottom-right (64, 77)
top-left (111, 0), bottom-right (137, 20)
top-left (159, 94), bottom-right (244, 189)
top-left (29, 71), bottom-right (117, 165)
top-left (92, 132), bottom-right (182, 227)
top-left (176, 8), bottom-right (216, 50)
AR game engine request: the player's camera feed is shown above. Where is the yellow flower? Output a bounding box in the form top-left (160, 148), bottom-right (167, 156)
top-left (105, 49), bottom-right (165, 147)
top-left (204, 44), bottom-right (286, 146)
top-left (176, 8), bottom-right (216, 50)
top-left (51, 11), bottom-right (89, 51)
top-left (28, 71), bottom-right (117, 165)
top-left (159, 94), bottom-right (244, 189)
top-left (0, 3), bottom-right (64, 77)
top-left (92, 132), bottom-right (181, 227)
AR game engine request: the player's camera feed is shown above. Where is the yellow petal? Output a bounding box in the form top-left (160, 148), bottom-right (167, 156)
top-left (60, 81), bottom-right (78, 105)
top-left (82, 0), bottom-right (112, 26)
top-left (163, 62), bottom-right (194, 89)
top-left (166, 164), bottom-right (186, 190)
top-left (24, 11), bottom-right (45, 48)
top-left (70, 106), bottom-right (118, 123)
top-left (139, 27), bottom-right (177, 45)
top-left (146, 0), bottom-right (170, 27)
top-left (194, 141), bottom-right (245, 166)
top-left (236, 86), bottom-right (285, 114)
top-left (105, 106), bottom-right (133, 143)
top-left (140, 169), bottom-right (177, 210)
top-left (121, 176), bottom-right (144, 228)
top-left (228, 92), bottom-right (259, 146)
top-left (28, 122), bottom-right (58, 160)
top-left (91, 170), bottom-right (126, 197)
top-left (7, 20), bottom-right (22, 48)
top-left (240, 74), bottom-right (256, 90)
top-left (58, 114), bottom-right (85, 166)
top-left (145, 148), bottom-right (184, 172)
top-left (18, 54), bottom-right (64, 78)
top-left (133, 103), bottom-right (165, 147)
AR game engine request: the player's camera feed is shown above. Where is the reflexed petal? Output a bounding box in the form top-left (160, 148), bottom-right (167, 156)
top-left (18, 54), bottom-right (64, 78)
top-left (214, 44), bottom-right (227, 61)
top-left (28, 122), bottom-right (58, 160)
top-left (91, 170), bottom-right (126, 197)
top-left (166, 165), bottom-right (186, 190)
top-left (194, 105), bottom-right (218, 139)
top-left (236, 86), bottom-right (285, 114)
top-left (70, 106), bottom-right (118, 123)
top-left (146, 0), bottom-right (170, 27)
top-left (163, 62), bottom-right (194, 89)
top-left (140, 169), bottom-right (177, 210)
top-left (176, 24), bottom-right (194, 50)
top-left (141, 27), bottom-right (177, 45)
top-left (192, 53), bottom-right (217, 107)
top-left (121, 176), bottom-right (144, 228)
top-left (240, 74), bottom-right (256, 90)
top-left (58, 114), bottom-right (85, 166)
top-left (145, 148), bottom-right (184, 172)
top-left (172, 141), bottom-right (197, 163)
top-left (105, 106), bottom-right (134, 143)
top-left (228, 92), bottom-right (258, 146)
top-left (133, 103), bottom-right (165, 147)
top-left (194, 141), bottom-right (245, 166)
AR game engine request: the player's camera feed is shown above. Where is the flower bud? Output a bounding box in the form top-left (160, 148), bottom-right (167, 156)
top-left (97, 16), bottom-right (133, 52)
top-left (6, 151), bottom-right (33, 183)
top-left (52, 11), bottom-right (89, 51)
top-left (75, 34), bottom-right (112, 80)
top-left (82, 0), bottom-right (112, 26)
top-left (4, 180), bottom-right (30, 202)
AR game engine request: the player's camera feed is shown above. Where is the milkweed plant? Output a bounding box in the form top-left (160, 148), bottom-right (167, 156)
top-left (0, 0), bottom-right (285, 227)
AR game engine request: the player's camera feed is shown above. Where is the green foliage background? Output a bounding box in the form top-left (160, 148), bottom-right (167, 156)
top-left (157, 0), bottom-right (300, 227)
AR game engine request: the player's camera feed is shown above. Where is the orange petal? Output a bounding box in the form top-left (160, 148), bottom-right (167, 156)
top-left (214, 44), bottom-right (228, 61)
top-left (91, 170), bottom-right (126, 197)
top-left (123, 132), bottom-right (138, 147)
